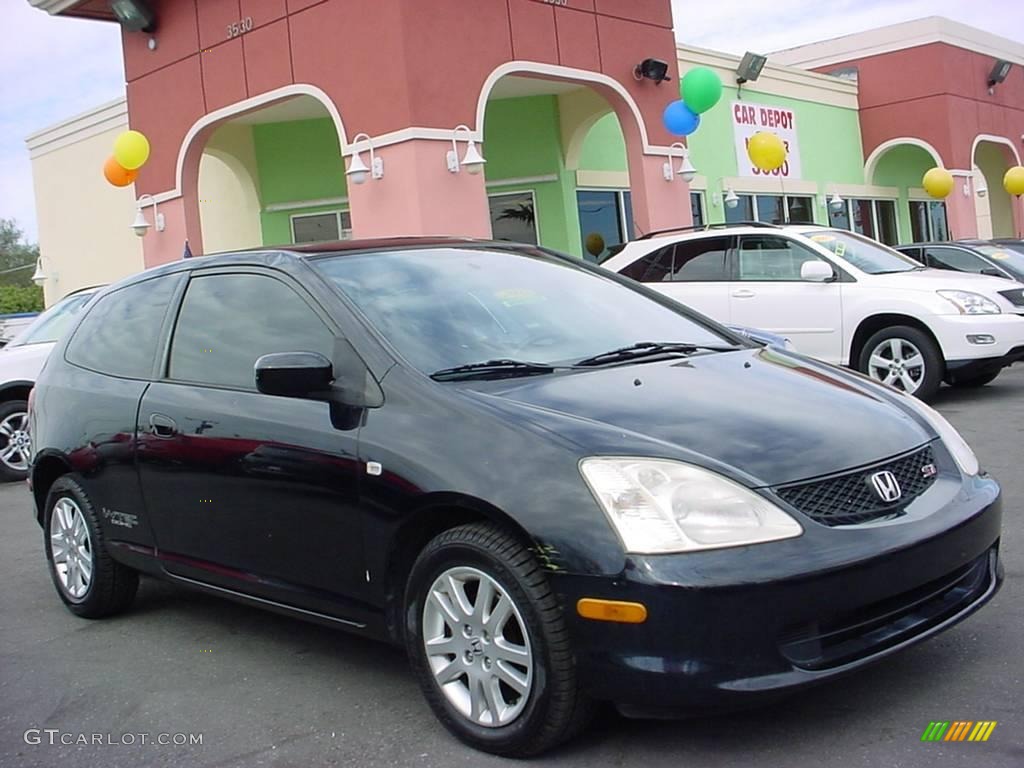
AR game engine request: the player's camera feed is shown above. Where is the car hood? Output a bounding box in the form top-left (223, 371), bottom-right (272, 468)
top-left (0, 341), bottom-right (54, 383)
top-left (864, 267), bottom-right (1024, 294)
top-left (467, 348), bottom-right (933, 487)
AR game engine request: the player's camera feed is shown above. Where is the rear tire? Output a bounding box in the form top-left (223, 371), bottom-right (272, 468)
top-left (949, 370), bottom-right (1000, 389)
top-left (858, 326), bottom-right (943, 400)
top-left (44, 475), bottom-right (138, 618)
top-left (0, 399), bottom-right (30, 482)
top-left (404, 522), bottom-right (592, 757)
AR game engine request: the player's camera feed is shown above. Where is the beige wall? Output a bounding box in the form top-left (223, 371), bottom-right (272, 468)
top-left (27, 100), bottom-right (144, 306)
top-left (199, 123), bottom-right (264, 254)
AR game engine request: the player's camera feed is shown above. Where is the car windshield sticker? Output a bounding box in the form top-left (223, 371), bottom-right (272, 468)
top-left (834, 242), bottom-right (846, 258)
top-left (990, 252), bottom-right (1010, 260)
top-left (496, 288), bottom-right (543, 307)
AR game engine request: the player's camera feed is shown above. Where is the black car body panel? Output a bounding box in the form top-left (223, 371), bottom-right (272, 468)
top-left (28, 240), bottom-right (1003, 716)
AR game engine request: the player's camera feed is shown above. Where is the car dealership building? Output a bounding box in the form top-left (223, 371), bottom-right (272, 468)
top-left (24, 2), bottom-right (1024, 305)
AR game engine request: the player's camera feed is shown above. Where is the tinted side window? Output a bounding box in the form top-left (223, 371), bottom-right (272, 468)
top-left (619, 246), bottom-right (674, 283)
top-left (672, 237), bottom-right (730, 282)
top-left (737, 236), bottom-right (829, 281)
top-left (169, 273), bottom-right (334, 390)
top-left (66, 275), bottom-right (180, 378)
top-left (898, 247), bottom-right (922, 263)
top-left (924, 247), bottom-right (987, 274)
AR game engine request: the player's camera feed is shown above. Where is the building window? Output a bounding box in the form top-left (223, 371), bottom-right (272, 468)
top-left (910, 200), bottom-right (949, 242)
top-left (690, 192), bottom-right (706, 229)
top-left (577, 189), bottom-right (634, 262)
top-left (828, 199), bottom-right (899, 245)
top-left (726, 194), bottom-right (814, 225)
top-left (489, 191), bottom-right (538, 245)
top-left (291, 210), bottom-right (352, 244)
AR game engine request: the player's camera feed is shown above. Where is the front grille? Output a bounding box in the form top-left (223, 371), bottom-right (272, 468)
top-left (774, 446), bottom-right (938, 526)
top-left (999, 288), bottom-right (1024, 308)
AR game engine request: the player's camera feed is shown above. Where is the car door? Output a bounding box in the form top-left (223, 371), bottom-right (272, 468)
top-left (136, 268), bottom-right (367, 618)
top-left (728, 234), bottom-right (844, 363)
top-left (923, 246), bottom-right (1009, 278)
top-left (619, 237), bottom-right (731, 322)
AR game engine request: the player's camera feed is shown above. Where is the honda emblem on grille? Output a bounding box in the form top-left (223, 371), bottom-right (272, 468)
top-left (869, 470), bottom-right (902, 503)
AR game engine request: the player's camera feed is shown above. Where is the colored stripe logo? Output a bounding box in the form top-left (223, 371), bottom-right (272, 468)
top-left (921, 721), bottom-right (997, 742)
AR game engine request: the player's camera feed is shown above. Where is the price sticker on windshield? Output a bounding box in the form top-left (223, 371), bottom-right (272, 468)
top-left (990, 251), bottom-right (1010, 260)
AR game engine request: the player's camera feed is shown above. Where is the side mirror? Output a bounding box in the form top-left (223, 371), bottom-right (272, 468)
top-left (801, 260), bottom-right (835, 282)
top-left (255, 352), bottom-right (334, 398)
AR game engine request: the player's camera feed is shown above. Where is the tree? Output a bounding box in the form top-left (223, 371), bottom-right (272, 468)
top-left (0, 219), bottom-right (43, 310)
top-left (0, 218), bottom-right (41, 289)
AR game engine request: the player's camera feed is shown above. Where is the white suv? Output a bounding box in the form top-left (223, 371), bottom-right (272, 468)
top-left (0, 286), bottom-right (101, 481)
top-left (602, 224), bottom-right (1024, 399)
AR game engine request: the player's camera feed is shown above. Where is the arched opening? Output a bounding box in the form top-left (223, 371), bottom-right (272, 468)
top-left (869, 141), bottom-right (948, 242)
top-left (973, 138), bottom-right (1020, 239)
top-left (478, 67), bottom-right (684, 262)
top-left (179, 90), bottom-right (349, 257)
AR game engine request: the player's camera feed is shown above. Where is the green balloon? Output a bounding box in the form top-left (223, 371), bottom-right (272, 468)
top-left (681, 67), bottom-right (723, 114)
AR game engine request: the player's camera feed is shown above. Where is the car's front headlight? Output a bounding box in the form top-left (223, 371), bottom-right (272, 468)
top-left (579, 458), bottom-right (803, 554)
top-left (937, 290), bottom-right (1001, 315)
top-left (894, 396), bottom-right (980, 477)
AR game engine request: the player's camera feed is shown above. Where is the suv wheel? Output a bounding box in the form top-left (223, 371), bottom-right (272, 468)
top-left (405, 523), bottom-right (592, 757)
top-left (859, 326), bottom-right (943, 399)
top-left (44, 475), bottom-right (139, 618)
top-left (0, 400), bottom-right (31, 482)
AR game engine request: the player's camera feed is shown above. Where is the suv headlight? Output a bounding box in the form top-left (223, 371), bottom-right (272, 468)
top-left (937, 290), bottom-right (1000, 315)
top-left (895, 395), bottom-right (979, 476)
top-left (579, 458), bottom-right (803, 554)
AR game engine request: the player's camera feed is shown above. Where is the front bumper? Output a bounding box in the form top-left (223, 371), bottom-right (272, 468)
top-left (554, 473), bottom-right (1003, 716)
top-left (930, 313), bottom-right (1024, 362)
top-left (946, 344), bottom-right (1024, 379)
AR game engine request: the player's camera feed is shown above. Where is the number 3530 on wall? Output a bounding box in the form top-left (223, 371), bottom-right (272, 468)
top-left (227, 17), bottom-right (253, 39)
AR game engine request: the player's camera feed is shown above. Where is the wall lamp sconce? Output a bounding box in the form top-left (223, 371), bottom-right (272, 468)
top-left (976, 178), bottom-right (988, 198)
top-left (737, 52), bottom-right (767, 85)
top-left (663, 143), bottom-right (697, 183)
top-left (31, 258), bottom-right (46, 286)
top-left (446, 125), bottom-right (486, 175)
top-left (826, 192), bottom-right (845, 211)
top-left (634, 58), bottom-right (671, 84)
top-left (110, 0), bottom-right (156, 33)
top-left (346, 133), bottom-right (384, 185)
top-left (131, 193), bottom-right (165, 237)
top-left (987, 59), bottom-right (1012, 93)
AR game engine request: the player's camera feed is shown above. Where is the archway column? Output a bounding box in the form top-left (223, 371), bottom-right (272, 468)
top-left (945, 170), bottom-right (979, 240)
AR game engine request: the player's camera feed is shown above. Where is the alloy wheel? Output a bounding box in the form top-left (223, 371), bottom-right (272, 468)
top-left (0, 410), bottom-right (30, 472)
top-left (50, 498), bottom-right (93, 601)
top-left (867, 338), bottom-right (925, 394)
top-left (422, 566), bottom-right (533, 728)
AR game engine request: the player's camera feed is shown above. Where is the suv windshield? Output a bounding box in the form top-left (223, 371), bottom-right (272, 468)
top-left (974, 244), bottom-right (1024, 280)
top-left (313, 247), bottom-right (734, 375)
top-left (7, 290), bottom-right (96, 347)
top-left (801, 229), bottom-right (922, 274)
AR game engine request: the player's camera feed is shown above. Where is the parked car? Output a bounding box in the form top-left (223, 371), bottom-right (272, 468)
top-left (602, 224), bottom-right (1024, 398)
top-left (30, 240), bottom-right (1002, 756)
top-left (0, 286), bottom-right (101, 481)
top-left (895, 240), bottom-right (1024, 285)
top-left (0, 312), bottom-right (40, 347)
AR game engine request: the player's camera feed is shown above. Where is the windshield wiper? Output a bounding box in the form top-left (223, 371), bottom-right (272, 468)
top-left (431, 359), bottom-right (567, 381)
top-left (575, 341), bottom-right (737, 368)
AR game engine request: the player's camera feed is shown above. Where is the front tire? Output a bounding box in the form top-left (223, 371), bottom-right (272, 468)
top-left (0, 399), bottom-right (31, 482)
top-left (858, 326), bottom-right (943, 399)
top-left (404, 523), bottom-right (592, 757)
top-left (44, 475), bottom-right (138, 618)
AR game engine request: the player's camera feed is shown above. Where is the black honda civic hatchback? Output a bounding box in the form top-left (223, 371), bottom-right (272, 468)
top-left (29, 239), bottom-right (1002, 756)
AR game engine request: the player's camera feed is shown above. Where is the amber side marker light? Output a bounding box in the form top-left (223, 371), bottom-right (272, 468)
top-left (577, 598), bottom-right (648, 624)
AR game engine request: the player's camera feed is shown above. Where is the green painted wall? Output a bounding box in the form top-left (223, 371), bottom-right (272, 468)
top-left (483, 96), bottom-right (580, 256)
top-left (251, 118), bottom-right (347, 246)
top-left (872, 144), bottom-right (934, 241)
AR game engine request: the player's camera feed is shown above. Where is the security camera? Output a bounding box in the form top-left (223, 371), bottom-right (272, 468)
top-left (634, 58), bottom-right (671, 84)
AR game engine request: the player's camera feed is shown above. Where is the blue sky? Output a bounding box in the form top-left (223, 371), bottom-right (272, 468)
top-left (1, 0), bottom-right (1021, 243)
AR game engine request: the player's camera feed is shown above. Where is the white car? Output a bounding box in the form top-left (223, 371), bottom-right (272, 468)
top-left (603, 224), bottom-right (1024, 399)
top-left (0, 286), bottom-right (101, 480)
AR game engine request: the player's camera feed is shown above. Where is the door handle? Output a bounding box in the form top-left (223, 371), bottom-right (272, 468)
top-left (731, 289), bottom-right (756, 298)
top-left (149, 413), bottom-right (177, 439)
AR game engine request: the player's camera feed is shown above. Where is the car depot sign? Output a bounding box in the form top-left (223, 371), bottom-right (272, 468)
top-left (732, 101), bottom-right (802, 179)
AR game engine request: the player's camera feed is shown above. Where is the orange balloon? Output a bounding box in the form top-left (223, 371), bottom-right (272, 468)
top-left (103, 156), bottom-right (138, 187)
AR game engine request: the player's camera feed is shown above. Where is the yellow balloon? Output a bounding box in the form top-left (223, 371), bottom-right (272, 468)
top-left (922, 167), bottom-right (954, 199)
top-left (1004, 166), bottom-right (1024, 197)
top-left (113, 130), bottom-right (151, 171)
top-left (746, 131), bottom-right (786, 173)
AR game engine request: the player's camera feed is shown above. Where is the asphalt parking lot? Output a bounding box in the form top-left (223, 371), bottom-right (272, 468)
top-left (1, 371), bottom-right (1022, 768)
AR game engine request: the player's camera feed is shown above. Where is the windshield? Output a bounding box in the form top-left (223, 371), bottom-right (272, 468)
top-left (974, 244), bottom-right (1024, 280)
top-left (8, 291), bottom-right (96, 347)
top-left (801, 229), bottom-right (921, 274)
top-left (313, 247), bottom-right (733, 375)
